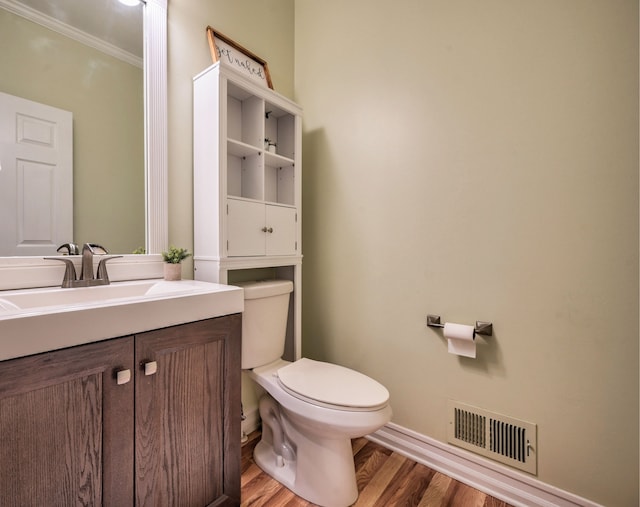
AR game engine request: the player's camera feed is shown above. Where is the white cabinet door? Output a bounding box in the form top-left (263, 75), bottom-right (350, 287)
top-left (266, 205), bottom-right (297, 256)
top-left (227, 199), bottom-right (297, 257)
top-left (227, 199), bottom-right (265, 256)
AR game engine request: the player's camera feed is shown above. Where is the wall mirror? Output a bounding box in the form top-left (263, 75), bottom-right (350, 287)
top-left (0, 0), bottom-right (167, 288)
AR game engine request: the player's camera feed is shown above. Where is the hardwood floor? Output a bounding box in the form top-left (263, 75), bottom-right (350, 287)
top-left (241, 431), bottom-right (513, 507)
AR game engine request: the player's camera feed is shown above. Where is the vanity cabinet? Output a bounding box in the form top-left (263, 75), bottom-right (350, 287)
top-left (193, 62), bottom-right (302, 361)
top-left (0, 315), bottom-right (241, 507)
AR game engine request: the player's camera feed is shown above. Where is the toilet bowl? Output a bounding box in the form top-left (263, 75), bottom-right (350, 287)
top-left (237, 280), bottom-right (392, 507)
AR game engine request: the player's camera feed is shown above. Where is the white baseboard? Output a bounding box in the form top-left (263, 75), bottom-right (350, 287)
top-left (369, 422), bottom-right (602, 507)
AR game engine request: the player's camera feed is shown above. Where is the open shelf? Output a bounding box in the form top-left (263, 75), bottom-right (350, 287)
top-left (227, 90), bottom-right (262, 149)
top-left (265, 163), bottom-right (295, 206)
top-left (227, 152), bottom-right (263, 201)
top-left (265, 101), bottom-right (295, 159)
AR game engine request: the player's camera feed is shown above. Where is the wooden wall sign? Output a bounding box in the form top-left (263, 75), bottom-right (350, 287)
top-left (206, 26), bottom-right (273, 89)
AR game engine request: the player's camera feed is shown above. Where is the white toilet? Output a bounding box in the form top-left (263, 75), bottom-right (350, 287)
top-left (238, 279), bottom-right (392, 507)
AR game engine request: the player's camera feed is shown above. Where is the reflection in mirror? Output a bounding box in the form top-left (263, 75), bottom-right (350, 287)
top-left (0, 0), bottom-right (166, 291)
top-left (0, 0), bottom-right (144, 255)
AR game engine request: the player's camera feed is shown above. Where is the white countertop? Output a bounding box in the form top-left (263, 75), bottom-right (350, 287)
top-left (0, 279), bottom-right (244, 361)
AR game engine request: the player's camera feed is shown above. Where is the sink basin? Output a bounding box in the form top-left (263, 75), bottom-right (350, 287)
top-left (0, 280), bottom-right (157, 310)
top-left (0, 279), bottom-right (244, 361)
top-left (0, 279), bottom-right (202, 310)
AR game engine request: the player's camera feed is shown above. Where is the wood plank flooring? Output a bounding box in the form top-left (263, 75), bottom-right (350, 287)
top-left (241, 431), bottom-right (513, 507)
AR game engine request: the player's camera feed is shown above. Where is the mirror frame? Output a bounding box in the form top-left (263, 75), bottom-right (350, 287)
top-left (0, 0), bottom-right (167, 291)
top-left (144, 0), bottom-right (168, 254)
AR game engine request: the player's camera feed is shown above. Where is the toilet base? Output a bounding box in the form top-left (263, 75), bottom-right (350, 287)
top-left (253, 434), bottom-right (358, 507)
top-left (253, 439), bottom-right (297, 492)
top-left (253, 393), bottom-right (359, 507)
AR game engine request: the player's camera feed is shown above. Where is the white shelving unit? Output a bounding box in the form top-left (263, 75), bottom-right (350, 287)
top-left (193, 62), bottom-right (302, 360)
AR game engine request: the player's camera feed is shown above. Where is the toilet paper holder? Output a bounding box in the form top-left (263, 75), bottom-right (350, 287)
top-left (426, 314), bottom-right (493, 337)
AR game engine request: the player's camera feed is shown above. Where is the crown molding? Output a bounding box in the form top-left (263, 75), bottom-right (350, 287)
top-left (0, 0), bottom-right (142, 68)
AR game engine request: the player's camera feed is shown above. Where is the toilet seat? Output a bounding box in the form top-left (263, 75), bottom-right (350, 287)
top-left (276, 358), bottom-right (389, 411)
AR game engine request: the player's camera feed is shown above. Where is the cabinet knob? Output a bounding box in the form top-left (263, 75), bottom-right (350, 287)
top-left (261, 227), bottom-right (268, 233)
top-left (116, 369), bottom-right (131, 385)
top-left (267, 227), bottom-right (273, 233)
top-left (143, 361), bottom-right (158, 376)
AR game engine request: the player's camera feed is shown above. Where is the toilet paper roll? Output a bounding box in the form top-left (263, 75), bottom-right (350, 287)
top-left (444, 322), bottom-right (476, 358)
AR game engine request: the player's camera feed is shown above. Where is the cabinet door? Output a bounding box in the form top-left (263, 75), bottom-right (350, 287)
top-left (135, 315), bottom-right (242, 507)
top-left (0, 337), bottom-right (135, 506)
top-left (266, 204), bottom-right (297, 256)
top-left (227, 198), bottom-right (265, 256)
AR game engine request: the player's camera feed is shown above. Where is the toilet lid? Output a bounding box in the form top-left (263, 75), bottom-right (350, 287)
top-left (277, 358), bottom-right (389, 410)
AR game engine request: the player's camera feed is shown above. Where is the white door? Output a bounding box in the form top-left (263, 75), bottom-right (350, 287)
top-left (0, 92), bottom-right (73, 256)
top-left (265, 204), bottom-right (297, 256)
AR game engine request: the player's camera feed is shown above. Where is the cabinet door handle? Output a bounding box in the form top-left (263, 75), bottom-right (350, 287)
top-left (116, 369), bottom-right (131, 385)
top-left (261, 227), bottom-right (268, 233)
top-left (267, 227), bottom-right (273, 233)
top-left (143, 361), bottom-right (158, 376)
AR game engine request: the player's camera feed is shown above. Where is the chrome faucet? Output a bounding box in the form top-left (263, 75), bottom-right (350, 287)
top-left (80, 243), bottom-right (107, 281)
top-left (45, 243), bottom-right (122, 288)
top-left (57, 243), bottom-right (80, 255)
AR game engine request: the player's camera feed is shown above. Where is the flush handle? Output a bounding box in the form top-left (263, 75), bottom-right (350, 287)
top-left (143, 361), bottom-right (158, 376)
top-left (115, 369), bottom-right (131, 385)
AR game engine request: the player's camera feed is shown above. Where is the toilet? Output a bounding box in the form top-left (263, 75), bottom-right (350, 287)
top-left (238, 279), bottom-right (392, 507)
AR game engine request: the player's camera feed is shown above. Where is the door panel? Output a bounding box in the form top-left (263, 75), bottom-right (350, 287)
top-left (0, 337), bottom-right (134, 506)
top-left (135, 316), bottom-right (242, 507)
top-left (227, 198), bottom-right (265, 256)
top-left (0, 92), bottom-right (73, 255)
top-left (266, 204), bottom-right (297, 255)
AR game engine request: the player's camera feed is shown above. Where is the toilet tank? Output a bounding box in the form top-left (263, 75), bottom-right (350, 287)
top-left (235, 280), bottom-right (293, 369)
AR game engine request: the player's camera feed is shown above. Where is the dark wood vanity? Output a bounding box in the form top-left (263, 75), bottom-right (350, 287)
top-left (0, 315), bottom-right (241, 506)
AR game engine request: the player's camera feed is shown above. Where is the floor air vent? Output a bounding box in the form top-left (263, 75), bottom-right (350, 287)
top-left (447, 400), bottom-right (537, 474)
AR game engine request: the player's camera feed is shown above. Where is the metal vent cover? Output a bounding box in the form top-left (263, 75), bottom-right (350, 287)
top-left (447, 400), bottom-right (537, 475)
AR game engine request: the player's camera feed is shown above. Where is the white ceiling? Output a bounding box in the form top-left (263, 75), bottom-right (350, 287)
top-left (7, 0), bottom-right (143, 58)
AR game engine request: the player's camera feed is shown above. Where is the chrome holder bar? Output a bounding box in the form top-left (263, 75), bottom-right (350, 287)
top-left (426, 314), bottom-right (444, 328)
top-left (426, 314), bottom-right (493, 337)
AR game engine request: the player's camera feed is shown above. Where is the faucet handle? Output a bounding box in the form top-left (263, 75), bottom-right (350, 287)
top-left (57, 243), bottom-right (80, 255)
top-left (96, 256), bottom-right (123, 284)
top-left (44, 257), bottom-right (77, 288)
top-left (84, 243), bottom-right (109, 255)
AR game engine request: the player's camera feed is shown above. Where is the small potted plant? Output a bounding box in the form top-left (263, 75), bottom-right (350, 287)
top-left (161, 245), bottom-right (191, 280)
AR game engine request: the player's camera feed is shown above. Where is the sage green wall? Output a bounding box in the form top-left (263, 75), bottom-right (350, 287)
top-left (0, 9), bottom-right (144, 254)
top-left (295, 1), bottom-right (638, 506)
top-left (167, 0), bottom-right (295, 275)
top-left (167, 1), bottom-right (638, 505)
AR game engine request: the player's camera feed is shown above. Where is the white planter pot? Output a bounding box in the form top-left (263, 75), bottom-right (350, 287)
top-left (163, 263), bottom-right (182, 281)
